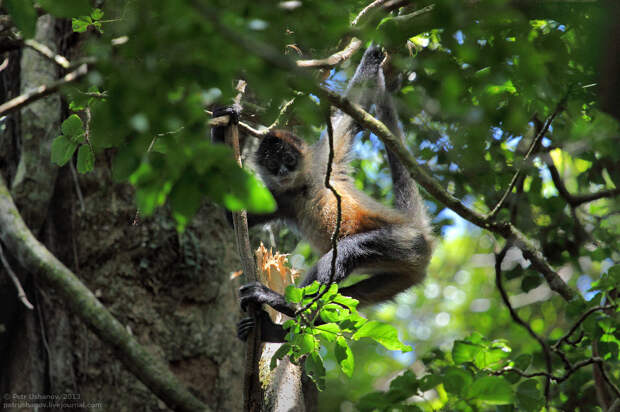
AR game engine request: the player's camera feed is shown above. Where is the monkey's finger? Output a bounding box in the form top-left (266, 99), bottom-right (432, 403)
top-left (237, 317), bottom-right (255, 341)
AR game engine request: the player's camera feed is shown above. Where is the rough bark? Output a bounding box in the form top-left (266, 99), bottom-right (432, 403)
top-left (0, 13), bottom-right (244, 412)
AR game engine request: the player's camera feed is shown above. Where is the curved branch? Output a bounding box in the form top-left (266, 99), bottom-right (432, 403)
top-left (544, 152), bottom-right (620, 206)
top-left (352, 0), bottom-right (390, 26)
top-left (0, 176), bottom-right (210, 412)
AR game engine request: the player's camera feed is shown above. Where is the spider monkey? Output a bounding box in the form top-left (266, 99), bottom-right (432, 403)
top-left (212, 46), bottom-right (434, 342)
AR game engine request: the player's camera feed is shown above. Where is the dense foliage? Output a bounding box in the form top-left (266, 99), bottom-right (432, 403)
top-left (4, 0), bottom-right (619, 410)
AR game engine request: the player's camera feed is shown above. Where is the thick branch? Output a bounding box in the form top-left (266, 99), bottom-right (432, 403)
top-left (0, 176), bottom-right (209, 412)
top-left (0, 63), bottom-right (88, 116)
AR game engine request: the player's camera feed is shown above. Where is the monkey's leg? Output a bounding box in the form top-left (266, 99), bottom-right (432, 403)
top-left (338, 272), bottom-right (421, 306)
top-left (300, 227), bottom-right (429, 287)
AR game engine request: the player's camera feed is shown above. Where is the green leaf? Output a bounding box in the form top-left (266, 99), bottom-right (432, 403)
top-left (335, 336), bottom-right (354, 377)
top-left (76, 145), bottom-right (95, 173)
top-left (270, 343), bottom-right (291, 370)
top-left (521, 273), bottom-right (543, 293)
top-left (301, 281), bottom-right (321, 297)
top-left (72, 18), bottom-right (90, 33)
top-left (452, 340), bottom-right (483, 366)
top-left (285, 285), bottom-right (303, 303)
top-left (38, 0), bottom-right (91, 18)
top-left (352, 321), bottom-right (411, 352)
top-left (304, 352), bottom-right (326, 391)
top-left (199, 152), bottom-right (276, 214)
top-left (419, 374), bottom-right (442, 391)
top-left (514, 353), bottom-right (533, 371)
top-left (443, 367), bottom-right (473, 396)
top-left (62, 114), bottom-right (84, 137)
top-left (293, 333), bottom-right (316, 355)
top-left (357, 392), bottom-right (390, 412)
top-left (5, 0), bottom-right (37, 39)
top-left (319, 283), bottom-right (339, 302)
top-left (314, 323), bottom-right (339, 343)
top-left (516, 379), bottom-right (544, 411)
top-left (91, 8), bottom-right (104, 20)
top-left (319, 304), bottom-right (349, 323)
top-left (388, 370), bottom-right (420, 401)
top-left (170, 171), bottom-right (203, 231)
top-left (467, 376), bottom-right (514, 405)
top-left (332, 294), bottom-right (359, 310)
top-left (51, 135), bottom-right (78, 166)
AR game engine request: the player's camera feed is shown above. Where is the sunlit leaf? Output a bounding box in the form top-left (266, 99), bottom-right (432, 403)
top-left (352, 321), bottom-right (411, 352)
top-left (335, 336), bottom-right (354, 377)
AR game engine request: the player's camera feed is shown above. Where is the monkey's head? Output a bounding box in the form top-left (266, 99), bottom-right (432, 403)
top-left (255, 130), bottom-right (307, 192)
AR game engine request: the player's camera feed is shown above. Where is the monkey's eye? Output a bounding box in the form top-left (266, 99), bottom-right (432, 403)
top-left (282, 153), bottom-right (296, 167)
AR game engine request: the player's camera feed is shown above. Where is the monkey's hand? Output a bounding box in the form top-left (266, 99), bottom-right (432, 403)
top-left (237, 309), bottom-right (287, 342)
top-left (210, 105), bottom-right (240, 144)
top-left (239, 281), bottom-right (297, 318)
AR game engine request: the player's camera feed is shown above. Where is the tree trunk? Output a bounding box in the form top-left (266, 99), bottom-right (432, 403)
top-left (0, 14), bottom-right (243, 412)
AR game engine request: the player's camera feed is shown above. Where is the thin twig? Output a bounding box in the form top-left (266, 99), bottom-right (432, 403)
top-left (24, 38), bottom-right (71, 69)
top-left (552, 305), bottom-right (616, 350)
top-left (69, 161), bottom-right (86, 212)
top-left (493, 357), bottom-right (616, 387)
top-left (206, 109), bottom-right (266, 138)
top-left (352, 0), bottom-right (390, 25)
top-left (0, 64), bottom-right (88, 116)
top-left (267, 97), bottom-right (297, 130)
top-left (296, 37), bottom-right (363, 69)
top-left (495, 245), bottom-right (552, 404)
top-left (487, 101), bottom-right (565, 219)
top-left (0, 243), bottom-right (34, 310)
top-left (295, 107), bottom-right (342, 316)
top-left (83, 107), bottom-right (95, 157)
top-left (544, 152), bottom-right (620, 206)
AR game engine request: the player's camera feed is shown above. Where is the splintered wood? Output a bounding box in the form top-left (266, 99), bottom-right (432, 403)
top-left (255, 242), bottom-right (299, 322)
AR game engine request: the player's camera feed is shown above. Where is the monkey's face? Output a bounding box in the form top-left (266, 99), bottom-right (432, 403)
top-left (255, 132), bottom-right (305, 192)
